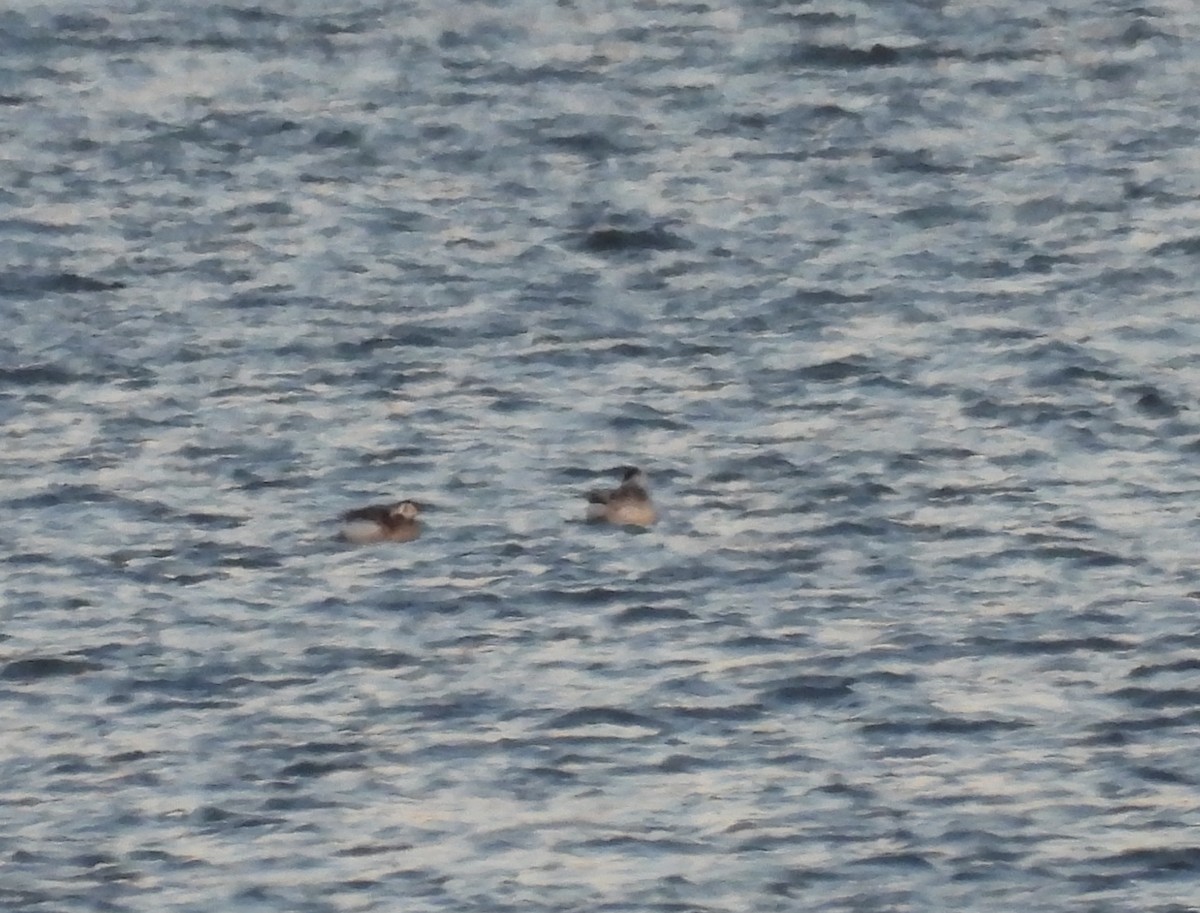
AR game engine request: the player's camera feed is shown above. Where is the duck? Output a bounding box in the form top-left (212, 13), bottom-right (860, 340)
top-left (339, 499), bottom-right (423, 544)
top-left (585, 466), bottom-right (656, 527)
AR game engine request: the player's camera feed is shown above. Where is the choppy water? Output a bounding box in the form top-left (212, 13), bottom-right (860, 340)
top-left (3, 1), bottom-right (1200, 910)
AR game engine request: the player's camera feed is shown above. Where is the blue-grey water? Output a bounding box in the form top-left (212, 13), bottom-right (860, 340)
top-left (3, 1), bottom-right (1200, 910)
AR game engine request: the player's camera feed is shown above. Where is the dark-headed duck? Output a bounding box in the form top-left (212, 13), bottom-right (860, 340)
top-left (340, 499), bottom-right (423, 543)
top-left (585, 466), bottom-right (656, 527)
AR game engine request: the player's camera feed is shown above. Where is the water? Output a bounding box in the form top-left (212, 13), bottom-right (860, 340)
top-left (3, 1), bottom-right (1200, 910)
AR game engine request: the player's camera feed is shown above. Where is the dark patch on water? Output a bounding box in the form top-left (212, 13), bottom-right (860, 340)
top-left (896, 203), bottom-right (982, 228)
top-left (304, 646), bottom-right (419, 671)
top-left (1130, 764), bottom-right (1193, 786)
top-left (861, 716), bottom-right (1029, 737)
top-left (0, 271), bottom-right (125, 297)
top-left (0, 363), bottom-right (80, 386)
top-left (798, 357), bottom-right (879, 383)
top-left (1107, 687), bottom-right (1200, 711)
top-left (576, 224), bottom-right (692, 256)
top-left (762, 675), bottom-right (856, 705)
top-left (1149, 236), bottom-right (1200, 257)
top-left (612, 605), bottom-right (696, 625)
top-left (1, 656), bottom-right (102, 681)
top-left (1128, 658), bottom-right (1200, 679)
top-left (972, 635), bottom-right (1136, 655)
top-left (545, 707), bottom-right (666, 733)
top-left (1130, 384), bottom-right (1180, 418)
top-left (1090, 846), bottom-right (1200, 879)
top-left (790, 42), bottom-right (905, 68)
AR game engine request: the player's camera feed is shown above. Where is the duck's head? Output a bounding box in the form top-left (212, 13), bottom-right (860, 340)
top-left (619, 466), bottom-right (647, 486)
top-left (390, 500), bottom-right (422, 521)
